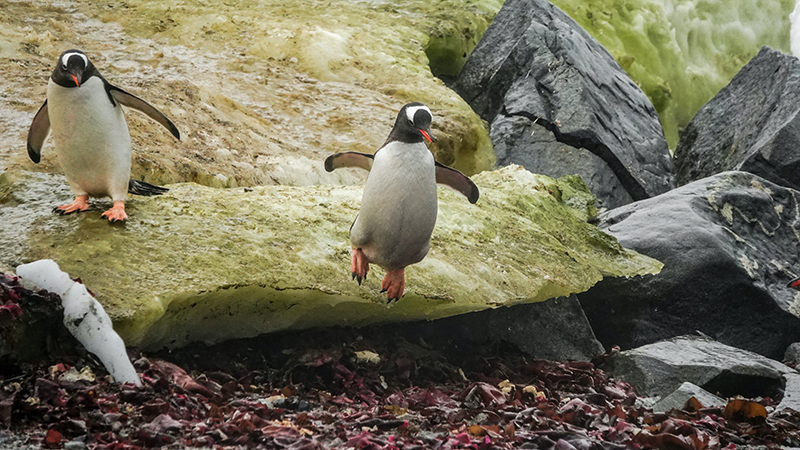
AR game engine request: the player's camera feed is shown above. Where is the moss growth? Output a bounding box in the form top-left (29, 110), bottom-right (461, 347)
top-left (104, 0), bottom-right (502, 175)
top-left (2, 167), bottom-right (660, 349)
top-left (423, 0), bottom-right (503, 78)
top-left (0, 0), bottom-right (498, 192)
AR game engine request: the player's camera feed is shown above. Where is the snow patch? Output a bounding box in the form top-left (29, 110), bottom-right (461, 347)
top-left (16, 260), bottom-right (141, 387)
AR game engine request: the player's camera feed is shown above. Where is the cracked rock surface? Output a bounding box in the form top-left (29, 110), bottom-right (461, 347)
top-left (675, 46), bottom-right (800, 191)
top-left (577, 171), bottom-right (800, 360)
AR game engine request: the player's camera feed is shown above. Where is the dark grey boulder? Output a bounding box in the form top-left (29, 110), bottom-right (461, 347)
top-left (602, 335), bottom-right (793, 400)
top-left (390, 295), bottom-right (604, 362)
top-left (576, 171), bottom-right (800, 360)
top-left (491, 115), bottom-right (633, 209)
top-left (0, 272), bottom-right (83, 364)
top-left (453, 0), bottom-right (674, 208)
top-left (675, 46), bottom-right (800, 189)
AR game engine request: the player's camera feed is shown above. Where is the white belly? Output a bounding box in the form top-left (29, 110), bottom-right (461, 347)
top-left (47, 77), bottom-right (131, 200)
top-left (350, 141), bottom-right (438, 270)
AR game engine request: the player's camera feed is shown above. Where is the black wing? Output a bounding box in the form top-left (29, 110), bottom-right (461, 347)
top-left (324, 152), bottom-right (374, 172)
top-left (107, 83), bottom-right (180, 140)
top-left (27, 101), bottom-right (50, 163)
top-left (435, 161), bottom-right (479, 204)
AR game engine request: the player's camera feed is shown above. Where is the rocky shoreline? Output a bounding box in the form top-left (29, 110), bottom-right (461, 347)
top-left (3, 0), bottom-right (800, 448)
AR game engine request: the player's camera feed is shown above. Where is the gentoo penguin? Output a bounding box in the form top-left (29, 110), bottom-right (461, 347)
top-left (27, 49), bottom-right (180, 223)
top-left (324, 102), bottom-right (479, 301)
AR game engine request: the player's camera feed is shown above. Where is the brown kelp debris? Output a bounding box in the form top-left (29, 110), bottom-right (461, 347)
top-left (2, 307), bottom-right (800, 448)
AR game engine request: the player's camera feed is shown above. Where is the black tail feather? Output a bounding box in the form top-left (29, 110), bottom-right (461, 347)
top-left (128, 179), bottom-right (169, 196)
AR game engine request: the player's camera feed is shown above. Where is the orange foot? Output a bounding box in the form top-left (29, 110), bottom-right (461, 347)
top-left (380, 268), bottom-right (405, 302)
top-left (100, 200), bottom-right (128, 223)
top-left (351, 248), bottom-right (369, 285)
top-left (54, 195), bottom-right (90, 215)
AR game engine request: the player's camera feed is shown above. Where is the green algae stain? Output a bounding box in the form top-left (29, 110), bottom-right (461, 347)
top-left (3, 167), bottom-right (661, 349)
top-left (96, 0), bottom-right (502, 176)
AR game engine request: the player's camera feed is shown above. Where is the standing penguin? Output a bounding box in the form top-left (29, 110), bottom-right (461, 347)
top-left (27, 49), bottom-right (180, 223)
top-left (324, 102), bottom-right (479, 301)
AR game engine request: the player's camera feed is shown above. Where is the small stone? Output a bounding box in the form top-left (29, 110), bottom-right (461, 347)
top-left (784, 343), bottom-right (800, 366)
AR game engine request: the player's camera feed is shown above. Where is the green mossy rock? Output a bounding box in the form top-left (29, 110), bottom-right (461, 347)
top-left (1, 166), bottom-right (661, 350)
top-left (1, 0), bottom-right (499, 187)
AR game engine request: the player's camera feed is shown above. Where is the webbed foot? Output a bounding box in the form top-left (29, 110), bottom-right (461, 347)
top-left (381, 268), bottom-right (405, 302)
top-left (351, 248), bottom-right (369, 285)
top-left (53, 195), bottom-right (90, 215)
top-left (100, 201), bottom-right (128, 223)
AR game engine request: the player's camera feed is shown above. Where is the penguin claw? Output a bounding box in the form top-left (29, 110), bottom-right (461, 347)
top-left (101, 201), bottom-right (128, 223)
top-left (53, 195), bottom-right (90, 215)
top-left (380, 268), bottom-right (405, 302)
top-left (350, 248), bottom-right (369, 285)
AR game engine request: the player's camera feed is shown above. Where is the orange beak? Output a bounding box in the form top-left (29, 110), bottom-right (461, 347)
top-left (419, 129), bottom-right (433, 143)
top-left (71, 74), bottom-right (80, 87)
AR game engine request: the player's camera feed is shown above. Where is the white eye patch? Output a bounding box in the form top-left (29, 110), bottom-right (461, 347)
top-left (61, 52), bottom-right (89, 69)
top-left (406, 105), bottom-right (432, 125)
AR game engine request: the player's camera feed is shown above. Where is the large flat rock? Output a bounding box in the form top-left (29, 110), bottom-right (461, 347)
top-left (1, 166), bottom-right (661, 350)
top-left (602, 335), bottom-right (794, 401)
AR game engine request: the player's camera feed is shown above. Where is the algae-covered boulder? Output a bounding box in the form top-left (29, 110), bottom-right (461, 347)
top-left (549, 0), bottom-right (794, 149)
top-left (0, 0), bottom-right (498, 186)
top-left (0, 166), bottom-right (661, 350)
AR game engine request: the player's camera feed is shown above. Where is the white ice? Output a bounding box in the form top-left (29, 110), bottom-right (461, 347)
top-left (16, 259), bottom-right (142, 387)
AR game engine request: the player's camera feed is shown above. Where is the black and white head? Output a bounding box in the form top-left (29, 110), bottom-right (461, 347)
top-left (385, 102), bottom-right (435, 145)
top-left (51, 50), bottom-right (100, 88)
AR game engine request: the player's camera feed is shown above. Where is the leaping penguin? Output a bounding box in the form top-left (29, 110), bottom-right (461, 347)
top-left (324, 102), bottom-right (479, 301)
top-left (27, 49), bottom-right (180, 223)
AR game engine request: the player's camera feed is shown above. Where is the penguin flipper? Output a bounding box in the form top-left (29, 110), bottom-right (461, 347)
top-left (324, 152), bottom-right (374, 172)
top-left (128, 179), bottom-right (169, 196)
top-left (27, 100), bottom-right (50, 164)
top-left (108, 86), bottom-right (181, 140)
top-left (434, 161), bottom-right (480, 204)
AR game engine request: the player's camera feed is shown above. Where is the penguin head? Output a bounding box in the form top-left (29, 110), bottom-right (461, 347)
top-left (51, 50), bottom-right (96, 88)
top-left (386, 102), bottom-right (435, 145)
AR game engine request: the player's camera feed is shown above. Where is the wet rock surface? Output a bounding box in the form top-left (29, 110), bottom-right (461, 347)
top-left (490, 115), bottom-right (634, 210)
top-left (453, 0), bottom-right (675, 209)
top-left (0, 0), bottom-right (498, 188)
top-left (650, 382), bottom-right (727, 414)
top-left (675, 46), bottom-right (800, 190)
top-left (577, 171), bottom-right (800, 360)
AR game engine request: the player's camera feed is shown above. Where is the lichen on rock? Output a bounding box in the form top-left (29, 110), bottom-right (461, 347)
top-left (1, 166), bottom-right (661, 350)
